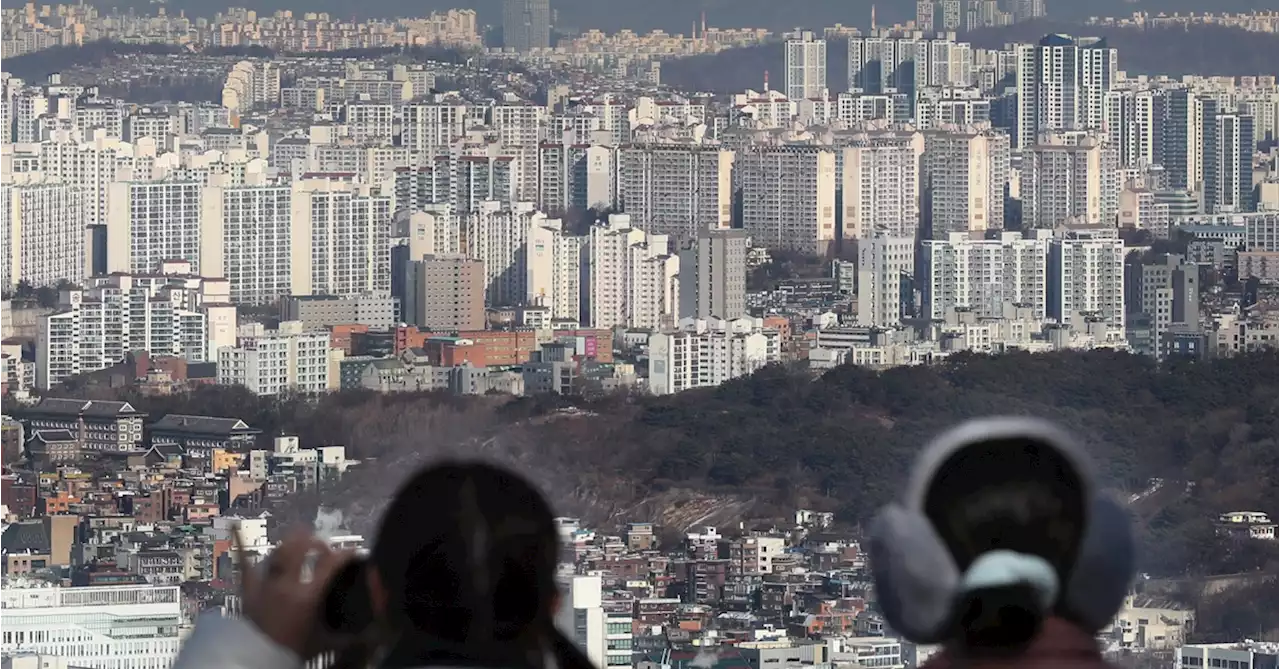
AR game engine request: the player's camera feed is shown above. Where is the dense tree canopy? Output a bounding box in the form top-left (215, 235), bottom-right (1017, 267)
top-left (70, 349), bottom-right (1278, 580)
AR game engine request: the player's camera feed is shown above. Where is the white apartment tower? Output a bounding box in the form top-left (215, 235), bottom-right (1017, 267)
top-left (201, 184), bottom-right (294, 305)
top-left (922, 231), bottom-right (1051, 320)
top-left (37, 275), bottom-right (214, 389)
top-left (738, 146), bottom-right (837, 255)
top-left (1, 177), bottom-right (86, 291)
top-left (1048, 228), bottom-right (1125, 330)
top-left (856, 235), bottom-right (916, 328)
top-left (841, 133), bottom-right (924, 241)
top-left (526, 216), bottom-right (583, 322)
top-left (588, 214), bottom-right (678, 330)
top-left (463, 201), bottom-right (555, 307)
top-left (106, 180), bottom-right (204, 274)
top-left (291, 179), bottom-right (393, 298)
top-left (1015, 34), bottom-right (1117, 149)
top-left (785, 32), bottom-right (828, 101)
top-left (217, 321), bottom-right (331, 396)
top-left (648, 318), bottom-right (772, 396)
top-left (922, 126), bottom-right (1010, 238)
top-left (618, 145), bottom-right (734, 239)
top-left (1021, 131), bottom-right (1118, 228)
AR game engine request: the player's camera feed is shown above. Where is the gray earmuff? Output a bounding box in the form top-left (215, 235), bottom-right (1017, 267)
top-left (868, 417), bottom-right (1137, 644)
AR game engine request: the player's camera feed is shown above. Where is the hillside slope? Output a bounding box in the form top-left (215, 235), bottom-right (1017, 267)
top-left (70, 349), bottom-right (1279, 580)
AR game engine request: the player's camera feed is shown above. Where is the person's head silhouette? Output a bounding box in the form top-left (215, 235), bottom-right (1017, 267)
top-left (868, 418), bottom-right (1136, 659)
top-left (327, 461), bottom-right (593, 669)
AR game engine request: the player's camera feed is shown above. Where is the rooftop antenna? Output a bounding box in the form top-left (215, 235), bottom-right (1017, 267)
top-left (871, 4), bottom-right (877, 29)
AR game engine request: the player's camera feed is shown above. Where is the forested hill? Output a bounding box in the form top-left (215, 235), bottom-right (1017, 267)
top-left (68, 349), bottom-right (1278, 581)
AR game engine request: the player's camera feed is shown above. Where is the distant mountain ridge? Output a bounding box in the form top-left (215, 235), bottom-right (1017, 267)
top-left (97, 0), bottom-right (1277, 34)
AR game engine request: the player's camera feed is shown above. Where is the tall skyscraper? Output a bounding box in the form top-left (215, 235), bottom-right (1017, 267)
top-left (678, 228), bottom-right (749, 321)
top-left (1015, 34), bottom-right (1117, 150)
top-left (502, 0), bottom-right (551, 52)
top-left (1202, 108), bottom-right (1255, 214)
top-left (784, 31), bottom-right (827, 101)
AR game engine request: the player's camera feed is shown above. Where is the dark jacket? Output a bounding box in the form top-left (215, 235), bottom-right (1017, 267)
top-left (921, 618), bottom-right (1117, 669)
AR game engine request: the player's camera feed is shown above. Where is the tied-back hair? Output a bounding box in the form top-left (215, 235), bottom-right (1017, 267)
top-left (922, 438), bottom-right (1087, 652)
top-left (369, 461), bottom-right (592, 669)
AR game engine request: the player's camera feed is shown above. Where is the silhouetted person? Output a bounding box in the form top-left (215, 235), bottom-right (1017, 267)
top-left (869, 417), bottom-right (1137, 669)
top-left (174, 462), bottom-right (596, 669)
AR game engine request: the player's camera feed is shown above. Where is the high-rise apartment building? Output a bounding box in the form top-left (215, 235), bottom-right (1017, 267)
top-left (1, 177), bottom-right (85, 291)
top-left (106, 180), bottom-right (203, 275)
top-left (856, 235), bottom-right (916, 327)
top-left (1015, 34), bottom-right (1117, 149)
top-left (678, 228), bottom-right (749, 321)
top-left (1161, 88), bottom-right (1203, 192)
top-left (921, 126), bottom-right (1009, 238)
top-left (847, 34), bottom-right (972, 96)
top-left (502, 0), bottom-right (552, 52)
top-left (940, 0), bottom-right (963, 30)
top-left (1048, 228), bottom-right (1125, 330)
top-left (526, 216), bottom-right (583, 323)
top-left (784, 31), bottom-right (827, 101)
top-left (1202, 109), bottom-right (1255, 213)
top-left (1021, 131), bottom-right (1118, 228)
top-left (37, 269), bottom-right (221, 389)
top-left (738, 146), bottom-right (837, 255)
top-left (539, 142), bottom-right (615, 214)
top-left (840, 134), bottom-right (923, 241)
top-left (617, 145), bottom-right (734, 239)
top-left (200, 184), bottom-right (294, 305)
top-left (291, 179), bottom-right (393, 298)
top-left (916, 0), bottom-right (936, 31)
top-left (587, 214), bottom-right (678, 330)
top-left (463, 201), bottom-right (551, 307)
top-left (1136, 253), bottom-right (1200, 356)
top-left (648, 318), bottom-right (773, 396)
top-left (922, 231), bottom-right (1051, 320)
top-left (401, 254), bottom-right (486, 332)
top-left (217, 321), bottom-right (331, 396)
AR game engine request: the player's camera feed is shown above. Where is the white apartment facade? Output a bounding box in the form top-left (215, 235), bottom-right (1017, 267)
top-left (37, 274), bottom-right (217, 389)
top-left (556, 576), bottom-right (606, 669)
top-left (200, 184), bottom-right (294, 305)
top-left (785, 32), bottom-right (827, 101)
top-left (841, 136), bottom-right (923, 241)
top-left (291, 179), bottom-right (393, 298)
top-left (1, 177), bottom-right (86, 290)
top-left (1048, 228), bottom-right (1126, 330)
top-left (738, 146), bottom-right (837, 255)
top-left (106, 180), bottom-right (204, 275)
top-left (1021, 131), bottom-right (1118, 228)
top-left (921, 125), bottom-right (1009, 238)
top-left (588, 214), bottom-right (678, 330)
top-left (648, 317), bottom-right (774, 396)
top-left (0, 583), bottom-right (184, 669)
top-left (922, 231), bottom-right (1051, 320)
top-left (217, 320), bottom-right (331, 396)
top-left (617, 145), bottom-right (734, 239)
